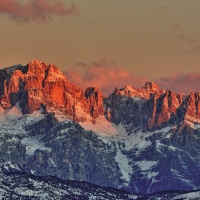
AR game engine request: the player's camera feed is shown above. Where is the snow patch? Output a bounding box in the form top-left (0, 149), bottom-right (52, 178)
top-left (112, 123), bottom-right (128, 136)
top-left (115, 142), bottom-right (132, 186)
top-left (75, 102), bottom-right (91, 121)
top-left (172, 191), bottom-right (200, 200)
top-left (79, 116), bottom-right (117, 135)
top-left (25, 109), bottom-right (44, 125)
top-left (136, 160), bottom-right (157, 171)
top-left (22, 137), bottom-right (51, 156)
top-left (124, 131), bottom-right (153, 151)
top-left (2, 161), bottom-right (21, 171)
top-left (147, 172), bottom-right (159, 180)
top-left (4, 104), bottom-right (22, 119)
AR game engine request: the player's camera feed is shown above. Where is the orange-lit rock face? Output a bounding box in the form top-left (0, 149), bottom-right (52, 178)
top-left (185, 92), bottom-right (200, 119)
top-left (49, 85), bottom-right (64, 105)
top-left (0, 60), bottom-right (104, 122)
top-left (114, 82), bottom-right (160, 100)
top-left (2, 60), bottom-right (200, 129)
top-left (155, 90), bottom-right (180, 126)
top-left (85, 87), bottom-right (104, 118)
top-left (107, 82), bottom-right (197, 130)
top-left (144, 82), bottom-right (160, 94)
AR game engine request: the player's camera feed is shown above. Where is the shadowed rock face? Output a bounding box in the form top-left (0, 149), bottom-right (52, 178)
top-left (1, 110), bottom-right (200, 195)
top-left (104, 83), bottom-right (200, 131)
top-left (0, 172), bottom-right (139, 199)
top-left (0, 60), bottom-right (104, 122)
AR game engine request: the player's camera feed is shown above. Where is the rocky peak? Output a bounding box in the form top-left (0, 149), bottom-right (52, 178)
top-left (28, 60), bottom-right (47, 72)
top-left (113, 82), bottom-right (160, 100)
top-left (2, 60), bottom-right (200, 131)
top-left (185, 92), bottom-right (200, 120)
top-left (27, 60), bottom-right (67, 82)
top-left (0, 60), bottom-right (105, 123)
top-left (114, 85), bottom-right (143, 98)
top-left (144, 82), bottom-right (160, 93)
top-left (85, 87), bottom-right (100, 98)
top-left (105, 82), bottom-right (200, 131)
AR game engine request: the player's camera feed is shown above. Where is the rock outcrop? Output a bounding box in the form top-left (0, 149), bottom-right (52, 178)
top-left (0, 60), bottom-right (104, 122)
top-left (105, 82), bottom-right (200, 131)
top-left (85, 87), bottom-right (104, 118)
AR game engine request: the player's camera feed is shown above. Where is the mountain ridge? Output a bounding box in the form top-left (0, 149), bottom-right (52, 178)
top-left (1, 60), bottom-right (200, 195)
top-left (2, 170), bottom-right (199, 200)
top-left (2, 59), bottom-right (200, 132)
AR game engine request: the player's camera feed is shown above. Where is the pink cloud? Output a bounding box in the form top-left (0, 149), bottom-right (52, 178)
top-left (156, 72), bottom-right (200, 94)
top-left (66, 58), bottom-right (200, 96)
top-left (66, 58), bottom-right (148, 96)
top-left (0, 0), bottom-right (79, 24)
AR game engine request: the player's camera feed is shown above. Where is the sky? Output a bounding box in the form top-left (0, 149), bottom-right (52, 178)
top-left (0, 0), bottom-right (200, 95)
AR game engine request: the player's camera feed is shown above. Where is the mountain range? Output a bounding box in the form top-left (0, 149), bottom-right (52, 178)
top-left (0, 60), bottom-right (200, 199)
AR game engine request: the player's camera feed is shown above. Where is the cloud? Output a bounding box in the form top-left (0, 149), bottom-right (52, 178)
top-left (66, 58), bottom-right (200, 96)
top-left (0, 0), bottom-right (79, 24)
top-left (66, 58), bottom-right (148, 96)
top-left (156, 72), bottom-right (200, 94)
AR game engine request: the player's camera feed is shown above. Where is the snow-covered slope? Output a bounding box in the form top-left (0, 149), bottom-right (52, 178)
top-left (0, 108), bottom-right (200, 194)
top-left (1, 61), bottom-right (200, 196)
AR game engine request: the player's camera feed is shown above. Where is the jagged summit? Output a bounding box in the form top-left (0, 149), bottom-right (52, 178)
top-left (105, 82), bottom-right (200, 130)
top-left (0, 60), bottom-right (105, 125)
top-left (144, 82), bottom-right (160, 93)
top-left (85, 86), bottom-right (102, 98)
top-left (1, 60), bottom-right (200, 131)
top-left (27, 60), bottom-right (66, 79)
top-left (113, 82), bottom-right (161, 100)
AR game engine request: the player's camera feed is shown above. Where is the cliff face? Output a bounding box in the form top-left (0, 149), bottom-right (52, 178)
top-left (85, 87), bottom-right (104, 119)
top-left (0, 60), bottom-right (104, 122)
top-left (1, 60), bottom-right (200, 130)
top-left (104, 83), bottom-right (200, 131)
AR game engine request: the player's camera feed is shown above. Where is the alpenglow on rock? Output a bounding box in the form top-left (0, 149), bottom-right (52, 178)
top-left (0, 60), bottom-right (104, 122)
top-left (1, 60), bottom-right (200, 195)
top-left (104, 83), bottom-right (198, 131)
